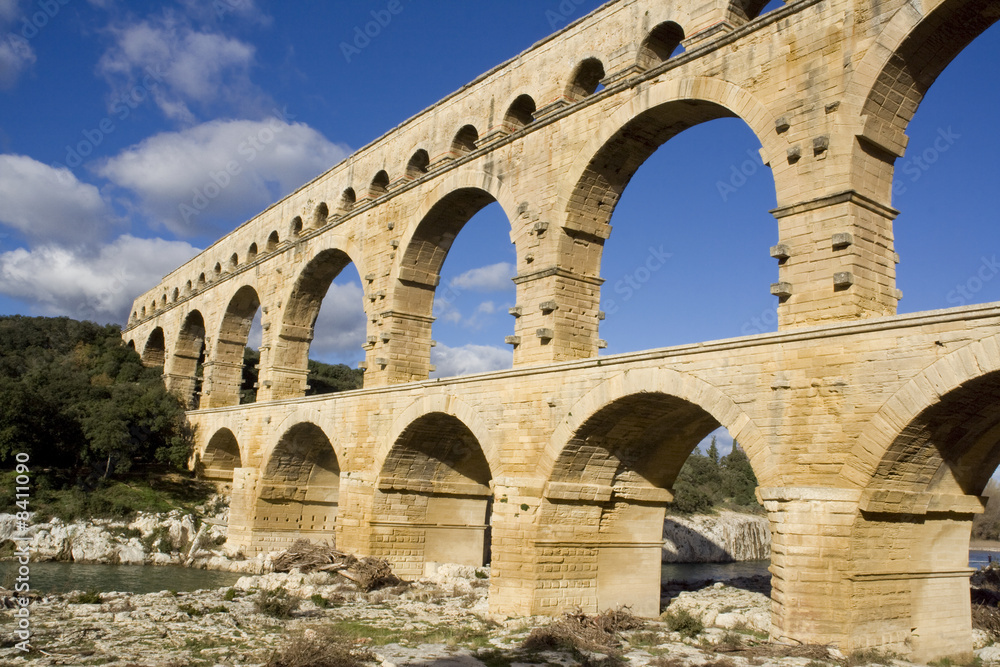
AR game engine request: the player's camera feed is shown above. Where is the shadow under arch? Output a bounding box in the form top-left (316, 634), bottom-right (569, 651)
top-left (202, 283), bottom-right (261, 409)
top-left (250, 422), bottom-right (340, 553)
top-left (371, 395), bottom-right (500, 578)
top-left (265, 234), bottom-right (367, 399)
top-left (164, 310), bottom-right (207, 409)
top-left (846, 0), bottom-right (1000, 202)
top-left (197, 427), bottom-right (242, 484)
top-left (535, 367), bottom-right (771, 617)
top-left (835, 336), bottom-right (1000, 658)
top-left (142, 327), bottom-right (166, 368)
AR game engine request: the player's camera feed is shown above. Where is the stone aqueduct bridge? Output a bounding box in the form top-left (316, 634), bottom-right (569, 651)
top-left (122, 0), bottom-right (999, 659)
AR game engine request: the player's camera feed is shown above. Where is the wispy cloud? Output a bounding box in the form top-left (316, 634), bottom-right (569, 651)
top-left (449, 262), bottom-right (516, 292)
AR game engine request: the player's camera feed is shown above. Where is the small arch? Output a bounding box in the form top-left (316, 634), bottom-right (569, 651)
top-left (313, 202), bottom-right (329, 227)
top-left (291, 216), bottom-right (304, 237)
top-left (247, 243), bottom-right (258, 262)
top-left (339, 188), bottom-right (356, 214)
top-left (186, 280), bottom-right (193, 293)
top-left (567, 57), bottom-right (606, 100)
top-left (214, 262), bottom-right (222, 276)
top-left (140, 306), bottom-right (147, 318)
top-left (149, 300), bottom-right (156, 313)
top-left (126, 339), bottom-right (136, 350)
top-left (266, 231), bottom-right (280, 251)
top-left (161, 294), bottom-right (167, 306)
top-left (369, 170), bottom-right (390, 198)
top-left (172, 288), bottom-right (180, 302)
top-left (504, 94), bottom-right (537, 131)
top-left (451, 125), bottom-right (479, 156)
top-left (197, 273), bottom-right (207, 288)
top-left (229, 253), bottom-right (239, 269)
top-left (132, 311), bottom-right (138, 321)
top-left (406, 149), bottom-right (430, 178)
top-left (638, 22), bottom-right (685, 68)
top-left (198, 428), bottom-right (242, 483)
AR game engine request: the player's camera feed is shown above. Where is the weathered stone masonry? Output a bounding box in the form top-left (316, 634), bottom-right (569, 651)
top-left (124, 0), bottom-right (1000, 661)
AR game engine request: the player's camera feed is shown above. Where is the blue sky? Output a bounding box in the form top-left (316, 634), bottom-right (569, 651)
top-left (0, 0), bottom-right (997, 452)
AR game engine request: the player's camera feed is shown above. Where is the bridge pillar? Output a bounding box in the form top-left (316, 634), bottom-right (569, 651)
top-left (771, 192), bottom-right (899, 328)
top-left (225, 467), bottom-right (260, 555)
top-left (200, 360), bottom-right (244, 408)
top-left (758, 487), bottom-right (861, 649)
top-left (511, 269), bottom-right (604, 365)
top-left (163, 369), bottom-right (200, 409)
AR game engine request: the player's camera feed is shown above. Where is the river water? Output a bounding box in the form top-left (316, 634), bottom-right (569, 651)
top-left (2, 551), bottom-right (995, 595)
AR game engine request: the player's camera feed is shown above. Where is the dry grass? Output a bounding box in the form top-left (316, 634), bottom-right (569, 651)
top-left (272, 539), bottom-right (399, 592)
top-left (523, 607), bottom-right (643, 657)
top-left (266, 629), bottom-right (375, 667)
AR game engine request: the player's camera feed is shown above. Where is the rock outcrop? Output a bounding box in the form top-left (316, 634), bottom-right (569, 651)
top-left (663, 511), bottom-right (771, 563)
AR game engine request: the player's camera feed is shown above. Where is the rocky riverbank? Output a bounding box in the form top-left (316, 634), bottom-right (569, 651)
top-left (1, 563), bottom-right (984, 667)
top-left (663, 511), bottom-right (770, 563)
top-left (1, 504), bottom-right (772, 573)
top-left (0, 497), bottom-right (274, 575)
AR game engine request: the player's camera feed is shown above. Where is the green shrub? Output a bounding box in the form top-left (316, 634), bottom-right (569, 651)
top-left (255, 588), bottom-right (299, 618)
top-left (71, 590), bottom-right (103, 604)
top-left (310, 593), bottom-right (330, 608)
top-left (661, 608), bottom-right (704, 638)
top-left (223, 588), bottom-right (237, 601)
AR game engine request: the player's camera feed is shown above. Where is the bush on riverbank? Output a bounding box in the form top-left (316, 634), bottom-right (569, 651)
top-left (0, 468), bottom-right (214, 521)
top-left (0, 316), bottom-right (192, 480)
top-left (668, 438), bottom-right (762, 515)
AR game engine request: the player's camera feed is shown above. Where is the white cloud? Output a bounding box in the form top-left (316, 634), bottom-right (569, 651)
top-left (97, 12), bottom-right (261, 122)
top-left (449, 262), bottom-right (516, 292)
top-left (476, 301), bottom-right (496, 314)
top-left (0, 0), bottom-right (20, 23)
top-left (176, 0), bottom-right (270, 26)
top-left (308, 281), bottom-right (367, 364)
top-left (0, 234), bottom-right (200, 323)
top-left (0, 155), bottom-right (116, 244)
top-left (431, 343), bottom-right (512, 379)
top-left (0, 0), bottom-right (36, 90)
top-left (96, 118), bottom-right (350, 236)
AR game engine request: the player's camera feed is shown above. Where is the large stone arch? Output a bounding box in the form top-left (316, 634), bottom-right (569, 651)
top-left (541, 367), bottom-right (772, 484)
top-left (833, 335), bottom-right (1000, 659)
top-left (559, 76), bottom-right (780, 244)
top-left (382, 171), bottom-right (520, 384)
top-left (841, 333), bottom-right (1000, 489)
top-left (846, 0), bottom-right (1000, 203)
top-left (261, 234), bottom-right (367, 401)
top-left (369, 394), bottom-right (499, 577)
top-left (196, 427), bottom-right (243, 484)
top-left (248, 421), bottom-right (341, 553)
top-left (202, 283), bottom-right (261, 409)
top-left (533, 366), bottom-right (770, 616)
